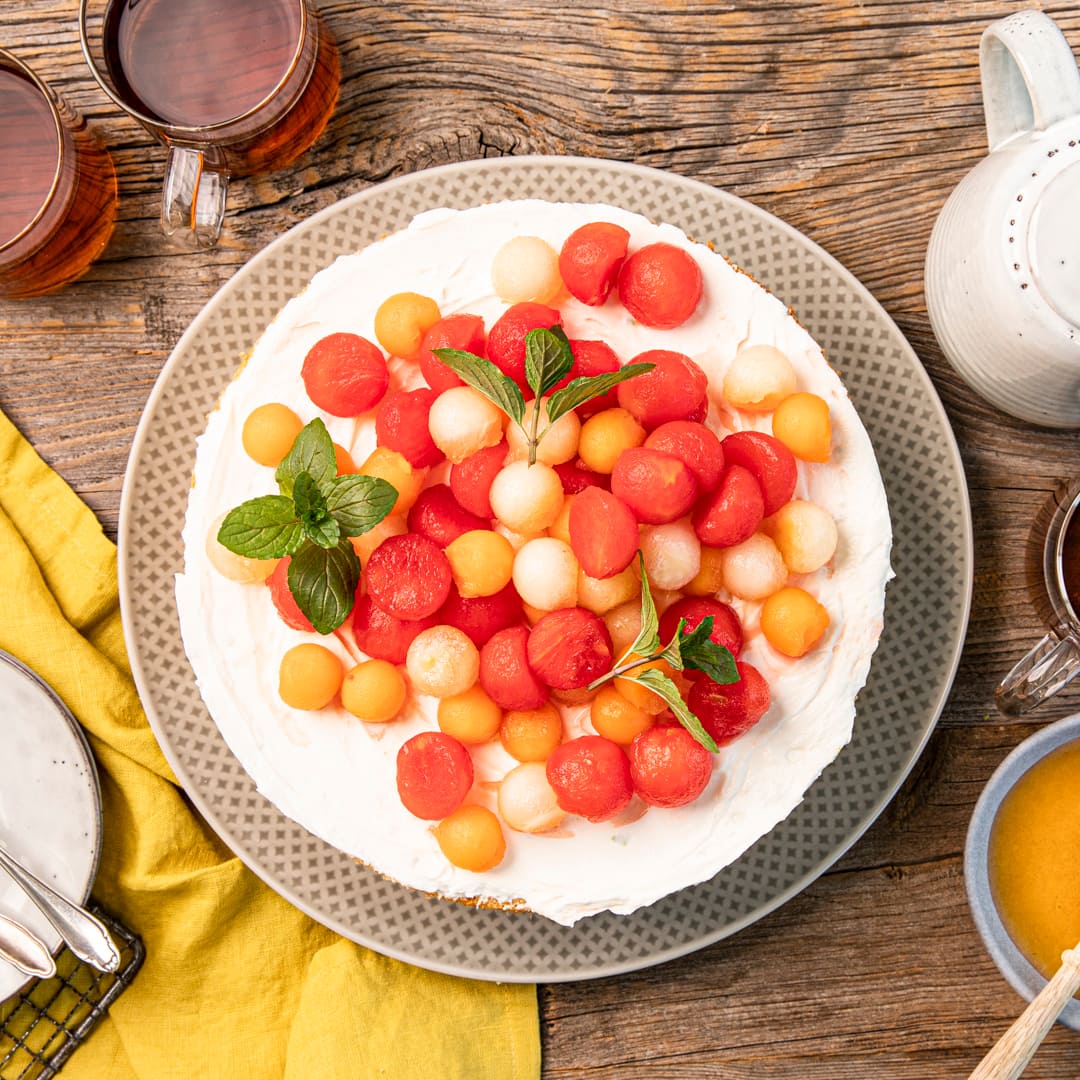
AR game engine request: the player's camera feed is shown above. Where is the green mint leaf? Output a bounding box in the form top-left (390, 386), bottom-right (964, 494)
top-left (631, 668), bottom-right (720, 754)
top-left (622, 552), bottom-right (660, 661)
top-left (276, 418), bottom-right (336, 498)
top-left (324, 474), bottom-right (398, 536)
top-left (293, 471), bottom-right (328, 519)
top-left (524, 326), bottom-right (573, 399)
top-left (432, 347), bottom-right (526, 426)
top-left (287, 538), bottom-right (360, 635)
top-left (304, 513), bottom-right (342, 550)
top-left (657, 618), bottom-right (689, 672)
top-left (678, 617), bottom-right (739, 684)
top-left (293, 472), bottom-right (340, 549)
top-left (217, 495), bottom-right (304, 559)
top-left (545, 361), bottom-right (656, 425)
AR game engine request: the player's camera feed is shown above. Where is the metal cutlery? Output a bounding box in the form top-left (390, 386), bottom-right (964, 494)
top-left (0, 845), bottom-right (119, 973)
top-left (0, 911), bottom-right (55, 979)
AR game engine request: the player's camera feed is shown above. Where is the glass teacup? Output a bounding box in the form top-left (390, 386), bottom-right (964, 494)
top-left (0, 48), bottom-right (117, 299)
top-left (79, 0), bottom-right (340, 249)
top-left (996, 480), bottom-right (1080, 714)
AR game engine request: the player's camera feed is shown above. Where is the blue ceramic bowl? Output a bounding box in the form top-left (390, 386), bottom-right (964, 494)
top-left (965, 711), bottom-right (1080, 1031)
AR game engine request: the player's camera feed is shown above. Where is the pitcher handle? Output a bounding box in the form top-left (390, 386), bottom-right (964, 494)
top-left (995, 630), bottom-right (1080, 716)
top-left (980, 10), bottom-right (1080, 151)
top-left (161, 146), bottom-right (228, 249)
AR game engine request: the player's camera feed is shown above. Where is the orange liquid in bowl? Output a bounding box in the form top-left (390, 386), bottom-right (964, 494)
top-left (988, 739), bottom-right (1080, 990)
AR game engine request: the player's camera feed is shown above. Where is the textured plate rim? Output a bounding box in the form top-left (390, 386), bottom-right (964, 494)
top-left (118, 155), bottom-right (973, 982)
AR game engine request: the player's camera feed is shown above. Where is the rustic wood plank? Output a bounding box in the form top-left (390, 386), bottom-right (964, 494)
top-left (2, 1), bottom-right (1080, 1075)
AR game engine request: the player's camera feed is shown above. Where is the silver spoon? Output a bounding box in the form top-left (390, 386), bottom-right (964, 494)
top-left (0, 911), bottom-right (55, 979)
top-left (0, 846), bottom-right (119, 972)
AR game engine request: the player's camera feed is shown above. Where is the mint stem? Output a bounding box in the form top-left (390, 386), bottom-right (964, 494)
top-left (586, 654), bottom-right (657, 692)
top-left (528, 400), bottom-right (542, 466)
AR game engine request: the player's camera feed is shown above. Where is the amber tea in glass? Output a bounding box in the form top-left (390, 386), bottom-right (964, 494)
top-left (80, 0), bottom-right (339, 248)
top-left (0, 50), bottom-right (117, 299)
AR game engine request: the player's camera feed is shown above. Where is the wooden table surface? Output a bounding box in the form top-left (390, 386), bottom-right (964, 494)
top-left (3, 1), bottom-right (1080, 1076)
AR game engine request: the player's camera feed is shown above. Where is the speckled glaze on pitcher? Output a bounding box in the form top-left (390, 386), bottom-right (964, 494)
top-left (925, 10), bottom-right (1080, 428)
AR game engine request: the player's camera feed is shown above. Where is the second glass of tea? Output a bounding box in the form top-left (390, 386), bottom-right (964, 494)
top-left (80, 0), bottom-right (340, 248)
top-left (996, 480), bottom-right (1080, 715)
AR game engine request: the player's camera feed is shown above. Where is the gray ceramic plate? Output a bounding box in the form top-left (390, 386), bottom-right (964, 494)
top-left (118, 156), bottom-right (973, 982)
top-left (0, 650), bottom-right (101, 1001)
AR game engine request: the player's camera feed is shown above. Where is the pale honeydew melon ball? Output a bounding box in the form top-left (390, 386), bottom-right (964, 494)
top-left (512, 537), bottom-right (579, 610)
top-left (491, 236), bottom-right (563, 304)
top-left (428, 386), bottom-right (505, 463)
top-left (489, 460), bottom-right (564, 534)
top-left (506, 399), bottom-right (581, 465)
top-left (639, 519), bottom-right (701, 591)
top-left (405, 625), bottom-right (480, 698)
top-left (723, 344), bottom-right (797, 411)
top-left (722, 532), bottom-right (788, 600)
top-left (206, 511), bottom-right (278, 583)
top-left (577, 562), bottom-right (641, 615)
top-left (765, 499), bottom-right (839, 574)
top-left (604, 599), bottom-right (642, 657)
top-left (497, 761), bottom-right (566, 833)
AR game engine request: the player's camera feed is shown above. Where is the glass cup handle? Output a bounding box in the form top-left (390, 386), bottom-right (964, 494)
top-left (161, 146), bottom-right (227, 249)
top-left (995, 631), bottom-right (1080, 716)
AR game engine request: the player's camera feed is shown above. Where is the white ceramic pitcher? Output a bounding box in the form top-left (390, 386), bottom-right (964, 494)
top-left (925, 10), bottom-right (1080, 428)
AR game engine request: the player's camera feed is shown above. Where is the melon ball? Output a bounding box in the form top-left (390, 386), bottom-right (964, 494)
top-left (278, 644), bottom-right (343, 711)
top-left (506, 399), bottom-right (581, 465)
top-left (577, 563), bottom-right (641, 615)
top-left (206, 512), bottom-right (278, 584)
top-left (764, 499), bottom-right (839, 574)
top-left (721, 532), bottom-right (788, 600)
top-left (493, 520), bottom-right (543, 551)
top-left (405, 625), bottom-right (480, 698)
top-left (489, 459), bottom-right (564, 533)
top-left (340, 659), bottom-right (407, 723)
top-left (428, 386), bottom-right (505, 464)
top-left (722, 344), bottom-right (797, 411)
top-left (434, 805), bottom-right (506, 871)
top-left (350, 514), bottom-right (408, 568)
top-left (498, 761), bottom-right (567, 833)
top-left (491, 236), bottom-right (563, 304)
top-left (241, 403), bottom-right (303, 467)
top-left (547, 493), bottom-right (575, 545)
top-left (639, 518), bottom-right (701, 591)
top-left (512, 537), bottom-right (579, 610)
top-left (603, 599), bottom-right (643, 657)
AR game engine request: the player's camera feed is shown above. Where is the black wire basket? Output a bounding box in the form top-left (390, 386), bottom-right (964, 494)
top-left (0, 906), bottom-right (143, 1079)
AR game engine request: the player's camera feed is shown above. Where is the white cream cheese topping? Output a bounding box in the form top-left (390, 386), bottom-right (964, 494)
top-left (175, 200), bottom-right (893, 926)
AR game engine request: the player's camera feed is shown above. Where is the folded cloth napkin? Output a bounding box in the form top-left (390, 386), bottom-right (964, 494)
top-left (0, 409), bottom-right (540, 1079)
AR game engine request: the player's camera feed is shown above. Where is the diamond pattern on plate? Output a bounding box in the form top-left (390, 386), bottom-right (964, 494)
top-left (119, 156), bottom-right (971, 983)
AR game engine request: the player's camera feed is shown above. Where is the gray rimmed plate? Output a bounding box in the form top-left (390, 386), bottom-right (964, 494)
top-left (117, 156), bottom-right (973, 982)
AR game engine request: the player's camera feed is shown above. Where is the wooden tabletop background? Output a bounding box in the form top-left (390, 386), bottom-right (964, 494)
top-left (3, 0), bottom-right (1080, 1076)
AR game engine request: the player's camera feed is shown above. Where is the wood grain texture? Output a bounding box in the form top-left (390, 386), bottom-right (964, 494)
top-left (2, 1), bottom-right (1080, 1075)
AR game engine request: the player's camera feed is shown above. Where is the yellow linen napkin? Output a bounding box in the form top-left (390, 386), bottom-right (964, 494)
top-left (0, 409), bottom-right (540, 1080)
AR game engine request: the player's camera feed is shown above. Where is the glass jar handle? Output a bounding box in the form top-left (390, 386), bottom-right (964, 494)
top-left (161, 146), bottom-right (227, 249)
top-left (995, 631), bottom-right (1080, 716)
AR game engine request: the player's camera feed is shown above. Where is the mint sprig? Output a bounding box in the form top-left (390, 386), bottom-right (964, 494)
top-left (217, 418), bottom-right (395, 634)
top-left (434, 327), bottom-right (654, 465)
top-left (587, 555), bottom-right (738, 753)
